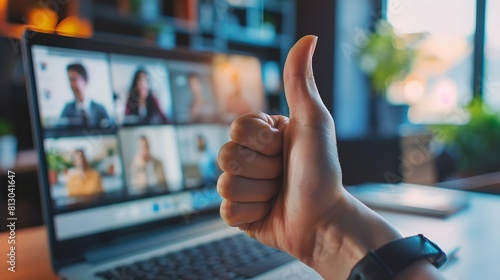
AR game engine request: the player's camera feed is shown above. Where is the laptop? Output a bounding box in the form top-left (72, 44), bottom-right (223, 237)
top-left (347, 183), bottom-right (470, 218)
top-left (21, 31), bottom-right (321, 280)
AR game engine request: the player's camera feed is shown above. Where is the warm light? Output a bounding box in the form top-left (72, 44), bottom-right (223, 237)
top-left (386, 81), bottom-right (406, 104)
top-left (407, 78), bottom-right (467, 124)
top-left (413, 36), bottom-right (471, 75)
top-left (434, 79), bottom-right (458, 107)
top-left (0, 0), bottom-right (6, 20)
top-left (1, 4), bottom-right (58, 38)
top-left (0, 0), bottom-right (17, 37)
top-left (55, 16), bottom-right (92, 37)
top-left (387, 76), bottom-right (426, 105)
top-left (403, 79), bottom-right (425, 104)
top-left (27, 8), bottom-right (58, 32)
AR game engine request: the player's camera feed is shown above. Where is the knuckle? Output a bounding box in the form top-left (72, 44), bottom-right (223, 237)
top-left (216, 173), bottom-right (233, 199)
top-left (218, 142), bottom-right (235, 169)
top-left (220, 200), bottom-right (239, 226)
top-left (218, 142), bottom-right (245, 175)
top-left (230, 112), bottom-right (268, 144)
top-left (229, 118), bottom-right (247, 143)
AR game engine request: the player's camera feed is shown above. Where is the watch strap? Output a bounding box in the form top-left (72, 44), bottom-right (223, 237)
top-left (348, 234), bottom-right (447, 280)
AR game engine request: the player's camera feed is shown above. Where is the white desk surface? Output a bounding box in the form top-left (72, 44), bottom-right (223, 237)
top-left (1, 187), bottom-right (498, 280)
top-left (378, 191), bottom-right (500, 280)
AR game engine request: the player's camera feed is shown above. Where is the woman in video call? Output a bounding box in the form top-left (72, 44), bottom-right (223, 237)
top-left (67, 149), bottom-right (104, 197)
top-left (125, 68), bottom-right (168, 124)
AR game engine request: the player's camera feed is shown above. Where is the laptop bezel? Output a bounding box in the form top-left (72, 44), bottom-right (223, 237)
top-left (21, 30), bottom-right (223, 271)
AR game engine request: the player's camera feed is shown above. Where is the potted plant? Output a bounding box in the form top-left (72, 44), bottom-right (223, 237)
top-left (358, 20), bottom-right (416, 95)
top-left (46, 150), bottom-right (72, 185)
top-left (358, 20), bottom-right (423, 135)
top-left (0, 118), bottom-right (16, 169)
top-left (430, 99), bottom-right (500, 177)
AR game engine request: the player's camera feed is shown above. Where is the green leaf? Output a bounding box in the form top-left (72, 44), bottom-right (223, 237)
top-left (0, 118), bottom-right (14, 136)
top-left (429, 98), bottom-right (500, 174)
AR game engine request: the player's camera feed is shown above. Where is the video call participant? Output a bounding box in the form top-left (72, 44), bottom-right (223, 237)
top-left (196, 134), bottom-right (217, 185)
top-left (125, 69), bottom-right (168, 125)
top-left (60, 63), bottom-right (111, 129)
top-left (130, 135), bottom-right (167, 191)
top-left (67, 149), bottom-right (104, 197)
top-left (224, 71), bottom-right (252, 116)
top-left (188, 73), bottom-right (215, 122)
top-left (214, 65), bottom-right (253, 123)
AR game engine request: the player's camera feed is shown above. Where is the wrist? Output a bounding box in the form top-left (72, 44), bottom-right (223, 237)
top-left (394, 260), bottom-right (445, 280)
top-left (308, 189), bottom-right (402, 279)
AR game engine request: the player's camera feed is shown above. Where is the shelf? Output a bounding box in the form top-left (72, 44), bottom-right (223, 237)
top-left (228, 0), bottom-right (287, 14)
top-left (93, 4), bottom-right (196, 35)
top-left (92, 2), bottom-right (291, 49)
top-left (226, 31), bottom-right (284, 48)
top-left (89, 0), bottom-right (295, 114)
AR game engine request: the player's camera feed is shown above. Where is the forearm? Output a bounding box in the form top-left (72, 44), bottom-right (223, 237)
top-left (309, 190), bottom-right (444, 280)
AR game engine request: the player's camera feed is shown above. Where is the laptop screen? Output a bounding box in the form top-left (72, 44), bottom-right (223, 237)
top-left (30, 44), bottom-right (264, 241)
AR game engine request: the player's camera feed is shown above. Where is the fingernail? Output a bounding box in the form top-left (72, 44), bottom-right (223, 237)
top-left (310, 36), bottom-right (318, 57)
top-left (308, 36), bottom-right (318, 76)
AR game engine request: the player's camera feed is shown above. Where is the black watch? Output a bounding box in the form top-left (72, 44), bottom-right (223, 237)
top-left (348, 234), bottom-right (447, 280)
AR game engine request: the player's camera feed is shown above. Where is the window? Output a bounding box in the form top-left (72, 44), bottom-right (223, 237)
top-left (485, 0), bottom-right (500, 110)
top-left (385, 0), bottom-right (476, 124)
top-left (334, 0), bottom-right (495, 138)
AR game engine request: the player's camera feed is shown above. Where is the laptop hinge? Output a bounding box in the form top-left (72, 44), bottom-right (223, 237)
top-left (84, 216), bottom-right (227, 264)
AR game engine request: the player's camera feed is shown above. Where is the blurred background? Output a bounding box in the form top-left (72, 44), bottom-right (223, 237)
top-left (1, 0), bottom-right (499, 230)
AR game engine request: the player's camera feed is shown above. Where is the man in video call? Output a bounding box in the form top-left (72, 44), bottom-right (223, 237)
top-left (60, 63), bottom-right (111, 129)
top-left (130, 135), bottom-right (167, 191)
top-left (197, 134), bottom-right (218, 185)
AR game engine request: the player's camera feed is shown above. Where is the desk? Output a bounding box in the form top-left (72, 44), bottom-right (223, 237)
top-left (379, 191), bottom-right (500, 280)
top-left (1, 191), bottom-right (499, 280)
top-left (438, 171), bottom-right (500, 194)
top-left (0, 226), bottom-right (57, 280)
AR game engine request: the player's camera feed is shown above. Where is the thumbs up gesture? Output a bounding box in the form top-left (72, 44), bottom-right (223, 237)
top-left (217, 36), bottom-right (405, 279)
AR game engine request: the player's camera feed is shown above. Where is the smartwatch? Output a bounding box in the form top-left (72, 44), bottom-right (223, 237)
top-left (348, 234), bottom-right (447, 280)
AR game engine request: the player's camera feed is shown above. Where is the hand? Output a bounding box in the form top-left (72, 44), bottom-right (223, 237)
top-left (217, 36), bottom-right (422, 279)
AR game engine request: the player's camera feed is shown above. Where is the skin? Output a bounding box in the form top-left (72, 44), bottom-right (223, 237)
top-left (73, 151), bottom-right (88, 178)
top-left (197, 136), bottom-right (206, 152)
top-left (73, 151), bottom-right (86, 169)
top-left (217, 36), bottom-right (444, 280)
top-left (68, 70), bottom-right (87, 103)
top-left (189, 75), bottom-right (203, 98)
top-left (136, 72), bottom-right (150, 106)
top-left (190, 75), bottom-right (206, 118)
top-left (139, 138), bottom-right (151, 163)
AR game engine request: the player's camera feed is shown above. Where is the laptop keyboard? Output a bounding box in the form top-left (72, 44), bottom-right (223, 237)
top-left (95, 234), bottom-right (295, 280)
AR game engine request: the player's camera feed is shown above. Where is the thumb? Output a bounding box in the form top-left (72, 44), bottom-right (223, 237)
top-left (283, 35), bottom-right (330, 124)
